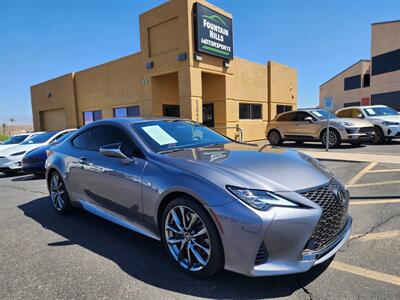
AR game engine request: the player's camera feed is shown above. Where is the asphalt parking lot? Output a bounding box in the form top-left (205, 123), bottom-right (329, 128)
top-left (1, 145), bottom-right (399, 299)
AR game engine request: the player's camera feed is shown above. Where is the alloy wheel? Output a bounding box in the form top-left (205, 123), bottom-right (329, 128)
top-left (50, 173), bottom-right (65, 211)
top-left (164, 205), bottom-right (211, 271)
top-left (323, 131), bottom-right (337, 147)
top-left (269, 131), bottom-right (280, 145)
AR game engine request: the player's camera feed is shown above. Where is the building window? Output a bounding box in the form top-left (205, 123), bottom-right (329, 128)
top-left (371, 91), bottom-right (400, 111)
top-left (83, 110), bottom-right (102, 125)
top-left (344, 75), bottom-right (361, 90)
top-left (276, 105), bottom-right (292, 114)
top-left (372, 49), bottom-right (400, 76)
top-left (363, 74), bottom-right (370, 87)
top-left (343, 101), bottom-right (360, 108)
top-left (239, 103), bottom-right (262, 119)
top-left (113, 105), bottom-right (140, 118)
top-left (163, 105), bottom-right (180, 117)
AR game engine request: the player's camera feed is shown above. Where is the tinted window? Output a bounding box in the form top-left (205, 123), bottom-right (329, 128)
top-left (88, 126), bottom-right (137, 156)
top-left (72, 130), bottom-right (91, 149)
top-left (371, 91), bottom-right (400, 111)
top-left (308, 110), bottom-right (336, 120)
top-left (277, 105), bottom-right (292, 114)
top-left (295, 112), bottom-right (314, 121)
top-left (363, 74), bottom-right (370, 87)
top-left (239, 104), bottom-right (262, 119)
top-left (114, 106), bottom-right (140, 117)
top-left (3, 135), bottom-right (29, 145)
top-left (133, 120), bottom-right (230, 153)
top-left (372, 49), bottom-right (400, 76)
top-left (21, 131), bottom-right (59, 144)
top-left (163, 105), bottom-right (180, 117)
top-left (51, 131), bottom-right (75, 145)
top-left (344, 75), bottom-right (361, 90)
top-left (276, 112), bottom-right (296, 121)
top-left (344, 101), bottom-right (360, 108)
top-left (83, 110), bottom-right (102, 125)
top-left (337, 109), bottom-right (352, 118)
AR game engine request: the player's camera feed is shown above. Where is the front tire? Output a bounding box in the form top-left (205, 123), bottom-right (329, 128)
top-left (161, 197), bottom-right (224, 277)
top-left (49, 171), bottom-right (72, 214)
top-left (373, 126), bottom-right (386, 144)
top-left (321, 129), bottom-right (341, 148)
top-left (268, 130), bottom-right (283, 146)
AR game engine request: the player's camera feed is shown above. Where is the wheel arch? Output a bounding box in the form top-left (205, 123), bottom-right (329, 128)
top-left (319, 126), bottom-right (340, 140)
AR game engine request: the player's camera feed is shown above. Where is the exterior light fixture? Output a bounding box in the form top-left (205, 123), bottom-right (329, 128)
top-left (177, 53), bottom-right (187, 61)
top-left (223, 60), bottom-right (230, 68)
top-left (146, 61), bottom-right (154, 69)
top-left (48, 92), bottom-right (52, 98)
top-left (194, 53), bottom-right (203, 62)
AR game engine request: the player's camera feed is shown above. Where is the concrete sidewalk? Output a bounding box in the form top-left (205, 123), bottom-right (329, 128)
top-left (303, 150), bottom-right (400, 164)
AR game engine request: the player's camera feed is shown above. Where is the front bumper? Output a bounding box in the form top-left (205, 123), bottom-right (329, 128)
top-left (386, 126), bottom-right (400, 138)
top-left (210, 189), bottom-right (351, 277)
top-left (0, 156), bottom-right (23, 172)
top-left (22, 158), bottom-right (46, 174)
top-left (339, 127), bottom-right (375, 142)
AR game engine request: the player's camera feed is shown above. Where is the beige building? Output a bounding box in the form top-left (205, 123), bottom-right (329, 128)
top-left (31, 0), bottom-right (297, 141)
top-left (320, 20), bottom-right (400, 112)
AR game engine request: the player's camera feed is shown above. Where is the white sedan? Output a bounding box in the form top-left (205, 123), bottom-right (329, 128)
top-left (0, 129), bottom-right (74, 174)
top-left (0, 133), bottom-right (40, 151)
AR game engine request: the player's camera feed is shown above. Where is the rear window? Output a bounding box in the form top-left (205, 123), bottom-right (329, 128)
top-left (21, 131), bottom-right (58, 144)
top-left (276, 112), bottom-right (296, 121)
top-left (2, 135), bottom-right (29, 145)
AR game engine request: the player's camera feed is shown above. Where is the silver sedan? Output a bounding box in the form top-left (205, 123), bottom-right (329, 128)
top-left (46, 118), bottom-right (352, 277)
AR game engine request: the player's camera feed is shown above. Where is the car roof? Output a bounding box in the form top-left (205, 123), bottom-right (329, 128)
top-left (337, 105), bottom-right (388, 111)
top-left (90, 117), bottom-right (192, 125)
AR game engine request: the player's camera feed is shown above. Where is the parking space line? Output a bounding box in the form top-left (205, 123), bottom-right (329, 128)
top-left (331, 261), bottom-right (400, 286)
top-left (350, 199), bottom-right (400, 205)
top-left (368, 169), bottom-right (400, 173)
top-left (350, 230), bottom-right (400, 241)
top-left (347, 180), bottom-right (400, 188)
top-left (346, 162), bottom-right (377, 186)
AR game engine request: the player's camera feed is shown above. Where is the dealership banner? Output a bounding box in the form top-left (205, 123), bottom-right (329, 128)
top-left (194, 3), bottom-right (233, 60)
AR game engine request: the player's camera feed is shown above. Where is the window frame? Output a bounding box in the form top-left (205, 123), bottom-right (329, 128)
top-left (113, 105), bottom-right (141, 118)
top-left (239, 103), bottom-right (263, 120)
top-left (83, 110), bottom-right (102, 125)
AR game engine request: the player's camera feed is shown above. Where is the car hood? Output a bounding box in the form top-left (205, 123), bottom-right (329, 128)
top-left (0, 144), bottom-right (17, 151)
top-left (332, 118), bottom-right (373, 127)
top-left (162, 142), bottom-right (332, 192)
top-left (0, 144), bottom-right (46, 156)
top-left (368, 115), bottom-right (400, 122)
top-left (25, 144), bottom-right (51, 158)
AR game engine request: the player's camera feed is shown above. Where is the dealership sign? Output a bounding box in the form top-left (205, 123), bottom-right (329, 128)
top-left (194, 3), bottom-right (233, 60)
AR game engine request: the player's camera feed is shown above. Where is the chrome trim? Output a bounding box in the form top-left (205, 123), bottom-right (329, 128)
top-left (79, 199), bottom-right (160, 240)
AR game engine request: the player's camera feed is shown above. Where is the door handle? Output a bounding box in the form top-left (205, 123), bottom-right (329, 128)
top-left (78, 156), bottom-right (87, 165)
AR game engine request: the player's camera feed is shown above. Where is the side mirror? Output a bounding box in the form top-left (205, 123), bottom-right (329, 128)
top-left (356, 113), bottom-right (364, 119)
top-left (100, 143), bottom-right (127, 159)
top-left (304, 117), bottom-right (314, 123)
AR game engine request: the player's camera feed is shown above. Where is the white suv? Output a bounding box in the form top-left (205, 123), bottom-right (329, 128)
top-left (336, 105), bottom-right (400, 144)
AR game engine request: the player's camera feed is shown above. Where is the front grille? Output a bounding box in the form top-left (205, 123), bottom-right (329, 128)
top-left (300, 181), bottom-right (348, 251)
top-left (255, 242), bottom-right (268, 265)
top-left (360, 126), bottom-right (375, 133)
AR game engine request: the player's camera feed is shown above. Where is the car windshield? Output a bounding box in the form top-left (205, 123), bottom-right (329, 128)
top-left (308, 110), bottom-right (337, 120)
top-left (2, 135), bottom-right (29, 145)
top-left (20, 131), bottom-right (59, 145)
top-left (363, 106), bottom-right (399, 117)
top-left (132, 120), bottom-right (231, 153)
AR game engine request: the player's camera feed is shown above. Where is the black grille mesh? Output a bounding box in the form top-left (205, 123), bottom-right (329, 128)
top-left (359, 127), bottom-right (375, 133)
top-left (255, 242), bottom-right (268, 265)
top-left (300, 181), bottom-right (348, 250)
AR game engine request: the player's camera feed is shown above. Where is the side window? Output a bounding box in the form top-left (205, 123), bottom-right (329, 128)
top-left (87, 126), bottom-right (140, 157)
top-left (295, 112), bottom-right (313, 121)
top-left (337, 109), bottom-right (350, 118)
top-left (277, 112), bottom-right (296, 121)
top-left (351, 109), bottom-right (363, 118)
top-left (72, 130), bottom-right (91, 149)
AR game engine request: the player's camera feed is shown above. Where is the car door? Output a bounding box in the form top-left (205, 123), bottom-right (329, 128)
top-left (69, 125), bottom-right (146, 223)
top-left (292, 111), bottom-right (317, 137)
top-left (276, 112), bottom-right (297, 137)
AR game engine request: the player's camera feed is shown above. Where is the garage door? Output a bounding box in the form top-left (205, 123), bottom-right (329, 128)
top-left (40, 109), bottom-right (67, 131)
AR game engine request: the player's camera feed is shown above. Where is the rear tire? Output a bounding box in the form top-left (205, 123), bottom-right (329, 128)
top-left (49, 171), bottom-right (72, 214)
top-left (321, 129), bottom-right (341, 148)
top-left (373, 126), bottom-right (386, 144)
top-left (161, 197), bottom-right (224, 277)
top-left (268, 130), bottom-right (283, 146)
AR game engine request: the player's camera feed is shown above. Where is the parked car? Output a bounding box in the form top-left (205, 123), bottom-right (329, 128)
top-left (22, 130), bottom-right (76, 175)
top-left (0, 133), bottom-right (39, 151)
top-left (336, 105), bottom-right (400, 144)
top-left (266, 109), bottom-right (375, 147)
top-left (46, 118), bottom-right (352, 277)
top-left (0, 129), bottom-right (74, 175)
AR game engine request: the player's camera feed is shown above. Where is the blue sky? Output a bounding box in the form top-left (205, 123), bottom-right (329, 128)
top-left (1, 0), bottom-right (399, 122)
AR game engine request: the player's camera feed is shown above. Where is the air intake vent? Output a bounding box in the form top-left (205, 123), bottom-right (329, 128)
top-left (255, 242), bottom-right (268, 265)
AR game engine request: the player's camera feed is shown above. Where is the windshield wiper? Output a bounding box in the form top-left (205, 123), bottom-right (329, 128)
top-left (158, 148), bottom-right (189, 154)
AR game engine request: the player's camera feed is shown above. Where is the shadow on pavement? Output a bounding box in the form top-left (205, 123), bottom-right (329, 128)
top-left (281, 142), bottom-right (365, 150)
top-left (11, 174), bottom-right (44, 182)
top-left (18, 196), bottom-right (330, 299)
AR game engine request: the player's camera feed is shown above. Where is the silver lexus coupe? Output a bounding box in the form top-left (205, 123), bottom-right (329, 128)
top-left (46, 118), bottom-right (352, 277)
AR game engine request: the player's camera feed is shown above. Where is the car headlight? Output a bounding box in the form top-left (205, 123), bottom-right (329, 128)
top-left (382, 121), bottom-right (399, 127)
top-left (226, 186), bottom-right (298, 211)
top-left (10, 151), bottom-right (26, 156)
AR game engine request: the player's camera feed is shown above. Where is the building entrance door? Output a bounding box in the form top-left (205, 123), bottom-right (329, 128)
top-left (202, 103), bottom-right (214, 127)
